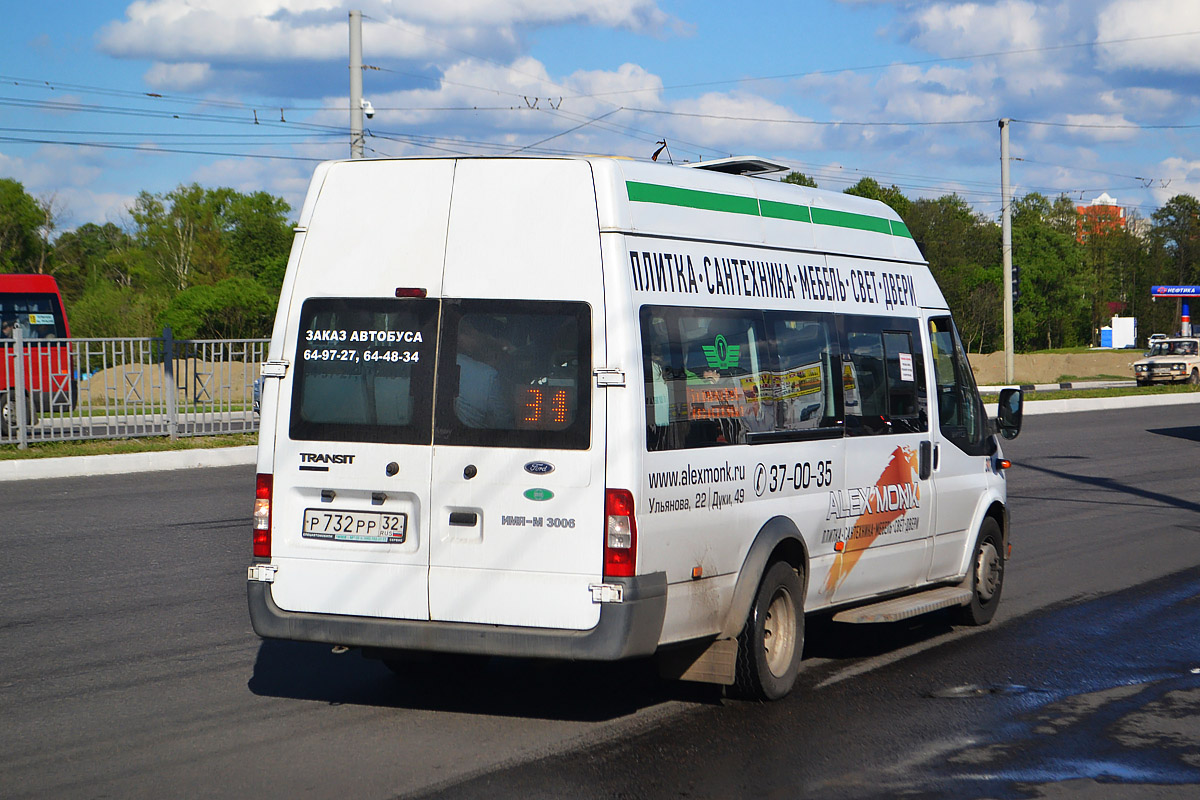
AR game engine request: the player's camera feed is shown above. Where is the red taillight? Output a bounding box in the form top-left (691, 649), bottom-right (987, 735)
top-left (394, 287), bottom-right (428, 298)
top-left (604, 488), bottom-right (637, 578)
top-left (253, 473), bottom-right (272, 558)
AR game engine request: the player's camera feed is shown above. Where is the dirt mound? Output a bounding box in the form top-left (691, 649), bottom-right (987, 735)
top-left (77, 360), bottom-right (258, 405)
top-left (970, 350), bottom-right (1142, 385)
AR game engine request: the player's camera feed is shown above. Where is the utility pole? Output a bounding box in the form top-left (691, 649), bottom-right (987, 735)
top-left (349, 10), bottom-right (364, 159)
top-left (999, 118), bottom-right (1014, 384)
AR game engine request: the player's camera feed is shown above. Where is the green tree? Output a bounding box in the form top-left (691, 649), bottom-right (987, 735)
top-left (222, 191), bottom-right (292, 289)
top-left (781, 171), bottom-right (818, 188)
top-left (1048, 195), bottom-right (1079, 237)
top-left (69, 280), bottom-right (168, 338)
top-left (156, 276), bottom-right (276, 339)
top-left (906, 194), bottom-right (1000, 352)
top-left (0, 178), bottom-right (45, 273)
top-left (1151, 194), bottom-right (1200, 284)
top-left (131, 184), bottom-right (230, 291)
top-left (843, 177), bottom-right (911, 220)
top-left (1010, 215), bottom-right (1088, 349)
top-left (52, 222), bottom-right (134, 302)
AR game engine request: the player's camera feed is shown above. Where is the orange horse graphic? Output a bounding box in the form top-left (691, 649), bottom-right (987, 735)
top-left (823, 445), bottom-right (920, 596)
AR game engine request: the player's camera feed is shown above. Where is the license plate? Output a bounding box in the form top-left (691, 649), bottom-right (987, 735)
top-left (302, 508), bottom-right (407, 544)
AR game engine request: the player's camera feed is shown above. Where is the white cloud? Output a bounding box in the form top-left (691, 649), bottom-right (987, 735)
top-left (387, 0), bottom-right (672, 31)
top-left (1059, 113), bottom-right (1138, 142)
top-left (99, 2), bottom-right (348, 62)
top-left (143, 62), bottom-right (214, 91)
top-left (907, 0), bottom-right (1055, 59)
top-left (1096, 87), bottom-right (1182, 117)
top-left (1153, 157), bottom-right (1200, 206)
top-left (99, 0), bottom-right (674, 67)
top-left (192, 155), bottom-right (314, 212)
top-left (645, 92), bottom-right (827, 156)
top-left (1096, 0), bottom-right (1200, 74)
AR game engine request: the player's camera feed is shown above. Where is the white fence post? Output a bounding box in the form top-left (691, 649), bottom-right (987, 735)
top-left (13, 324), bottom-right (27, 449)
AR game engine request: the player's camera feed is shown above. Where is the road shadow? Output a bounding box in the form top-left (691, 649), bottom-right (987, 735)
top-left (803, 609), bottom-right (956, 661)
top-left (247, 639), bottom-right (721, 721)
top-left (1147, 425), bottom-right (1200, 444)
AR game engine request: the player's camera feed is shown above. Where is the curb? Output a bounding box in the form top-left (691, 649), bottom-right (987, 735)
top-left (1, 390), bottom-right (1196, 482)
top-left (0, 445), bottom-right (257, 483)
top-left (1018, 391), bottom-right (1200, 416)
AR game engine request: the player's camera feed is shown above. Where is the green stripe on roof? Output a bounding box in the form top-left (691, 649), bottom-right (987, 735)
top-left (625, 180), bottom-right (909, 238)
top-left (759, 199), bottom-right (812, 223)
top-left (625, 181), bottom-right (760, 216)
top-left (809, 206), bottom-right (892, 235)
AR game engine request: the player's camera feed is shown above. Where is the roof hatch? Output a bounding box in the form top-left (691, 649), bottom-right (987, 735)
top-left (684, 156), bottom-right (791, 177)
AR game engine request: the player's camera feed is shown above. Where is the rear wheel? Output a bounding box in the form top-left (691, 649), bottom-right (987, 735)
top-left (733, 560), bottom-right (804, 701)
top-left (953, 517), bottom-right (1004, 626)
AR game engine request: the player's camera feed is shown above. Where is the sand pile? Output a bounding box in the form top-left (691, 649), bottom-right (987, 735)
top-left (970, 350), bottom-right (1142, 385)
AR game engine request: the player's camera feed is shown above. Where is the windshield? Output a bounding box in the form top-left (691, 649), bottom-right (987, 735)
top-left (0, 293), bottom-right (67, 339)
top-left (1150, 340), bottom-right (1198, 356)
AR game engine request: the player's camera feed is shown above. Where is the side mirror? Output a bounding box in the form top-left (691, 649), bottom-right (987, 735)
top-left (996, 387), bottom-right (1023, 440)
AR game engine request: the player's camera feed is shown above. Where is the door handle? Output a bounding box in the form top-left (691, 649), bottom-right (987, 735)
top-left (919, 440), bottom-right (933, 480)
top-left (449, 511), bottom-right (478, 526)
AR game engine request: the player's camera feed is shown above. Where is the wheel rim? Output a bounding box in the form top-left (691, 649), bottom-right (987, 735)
top-left (762, 587), bottom-right (797, 677)
top-left (976, 541), bottom-right (1001, 602)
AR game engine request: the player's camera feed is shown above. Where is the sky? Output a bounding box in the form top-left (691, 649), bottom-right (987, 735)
top-left (3, 0), bottom-right (1200, 232)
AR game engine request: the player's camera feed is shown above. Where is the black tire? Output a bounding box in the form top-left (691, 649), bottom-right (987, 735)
top-left (1190, 369), bottom-right (1199, 386)
top-left (733, 561), bottom-right (804, 701)
top-left (953, 517), bottom-right (1004, 626)
top-left (0, 392), bottom-right (36, 435)
top-left (1136, 379), bottom-right (1149, 387)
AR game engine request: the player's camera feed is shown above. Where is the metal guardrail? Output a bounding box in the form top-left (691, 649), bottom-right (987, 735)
top-left (1, 326), bottom-right (268, 448)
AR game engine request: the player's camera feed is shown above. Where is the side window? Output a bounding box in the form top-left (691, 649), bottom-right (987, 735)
top-left (766, 313), bottom-right (843, 436)
top-left (641, 307), bottom-right (770, 450)
top-left (928, 316), bottom-right (988, 454)
top-left (843, 316), bottom-right (927, 436)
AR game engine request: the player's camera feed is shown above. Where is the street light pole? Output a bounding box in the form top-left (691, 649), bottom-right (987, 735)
top-left (1000, 118), bottom-right (1014, 384)
top-left (349, 10), bottom-right (364, 159)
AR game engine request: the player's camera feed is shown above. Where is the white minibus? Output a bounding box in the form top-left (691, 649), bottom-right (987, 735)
top-left (248, 155), bottom-right (1023, 700)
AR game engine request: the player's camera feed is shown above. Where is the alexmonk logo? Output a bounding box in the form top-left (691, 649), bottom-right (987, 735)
top-left (299, 452), bottom-right (355, 471)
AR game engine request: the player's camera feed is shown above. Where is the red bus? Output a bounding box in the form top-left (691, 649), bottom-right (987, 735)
top-left (1, 274), bottom-right (74, 434)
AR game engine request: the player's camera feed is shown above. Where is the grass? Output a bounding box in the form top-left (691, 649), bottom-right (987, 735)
top-left (982, 383), bottom-right (1200, 402)
top-left (0, 432), bottom-right (257, 460)
top-left (1053, 373), bottom-right (1131, 382)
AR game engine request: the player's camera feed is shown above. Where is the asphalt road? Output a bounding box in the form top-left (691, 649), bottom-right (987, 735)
top-left (2, 404), bottom-right (1200, 799)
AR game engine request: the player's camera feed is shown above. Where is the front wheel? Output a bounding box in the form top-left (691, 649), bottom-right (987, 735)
top-left (1190, 369), bottom-right (1199, 386)
top-left (0, 392), bottom-right (39, 435)
top-left (733, 561), bottom-right (804, 701)
top-left (953, 518), bottom-right (1005, 626)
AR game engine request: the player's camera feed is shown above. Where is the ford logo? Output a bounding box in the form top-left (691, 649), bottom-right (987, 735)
top-left (524, 461), bottom-right (555, 475)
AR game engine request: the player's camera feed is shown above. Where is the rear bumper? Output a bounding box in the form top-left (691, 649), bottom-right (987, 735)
top-left (247, 572), bottom-right (668, 661)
